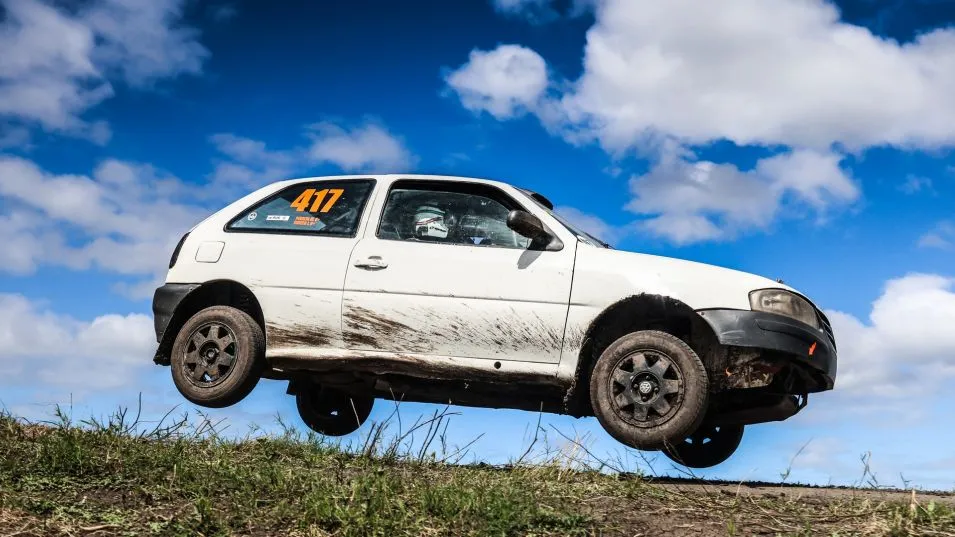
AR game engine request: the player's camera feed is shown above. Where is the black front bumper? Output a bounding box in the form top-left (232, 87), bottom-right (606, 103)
top-left (152, 283), bottom-right (199, 343)
top-left (698, 309), bottom-right (837, 392)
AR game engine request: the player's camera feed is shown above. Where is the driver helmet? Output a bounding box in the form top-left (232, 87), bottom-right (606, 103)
top-left (414, 205), bottom-right (449, 239)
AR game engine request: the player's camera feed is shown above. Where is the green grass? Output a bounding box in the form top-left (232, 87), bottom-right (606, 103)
top-left (0, 405), bottom-right (952, 536)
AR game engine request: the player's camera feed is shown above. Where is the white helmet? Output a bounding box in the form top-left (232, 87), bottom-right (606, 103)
top-left (414, 205), bottom-right (449, 240)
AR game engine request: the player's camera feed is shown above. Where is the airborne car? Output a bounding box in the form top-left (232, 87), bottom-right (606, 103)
top-left (152, 174), bottom-right (836, 468)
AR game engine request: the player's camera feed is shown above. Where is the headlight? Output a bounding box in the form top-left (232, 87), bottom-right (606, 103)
top-left (749, 289), bottom-right (820, 329)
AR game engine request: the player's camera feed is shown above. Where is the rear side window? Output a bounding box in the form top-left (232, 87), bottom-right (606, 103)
top-left (228, 180), bottom-right (375, 236)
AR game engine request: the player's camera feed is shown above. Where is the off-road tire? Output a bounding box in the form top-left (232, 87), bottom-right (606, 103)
top-left (662, 424), bottom-right (744, 469)
top-left (590, 330), bottom-right (709, 450)
top-left (295, 384), bottom-right (374, 437)
top-left (170, 306), bottom-right (265, 408)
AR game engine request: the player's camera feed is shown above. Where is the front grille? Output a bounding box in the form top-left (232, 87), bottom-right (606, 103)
top-left (816, 309), bottom-right (836, 351)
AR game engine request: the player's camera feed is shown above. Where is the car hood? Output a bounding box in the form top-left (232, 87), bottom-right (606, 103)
top-left (571, 245), bottom-right (797, 311)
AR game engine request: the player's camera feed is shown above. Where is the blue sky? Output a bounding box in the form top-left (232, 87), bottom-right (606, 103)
top-left (2, 0), bottom-right (955, 490)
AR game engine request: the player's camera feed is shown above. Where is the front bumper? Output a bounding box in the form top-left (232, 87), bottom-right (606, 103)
top-left (698, 308), bottom-right (836, 392)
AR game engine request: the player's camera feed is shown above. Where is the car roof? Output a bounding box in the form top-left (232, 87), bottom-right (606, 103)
top-left (277, 173), bottom-right (506, 188)
top-left (268, 174), bottom-right (555, 209)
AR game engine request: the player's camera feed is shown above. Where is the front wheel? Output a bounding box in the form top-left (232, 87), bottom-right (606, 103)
top-left (295, 384), bottom-right (374, 437)
top-left (589, 330), bottom-right (709, 450)
top-left (662, 423), bottom-right (744, 468)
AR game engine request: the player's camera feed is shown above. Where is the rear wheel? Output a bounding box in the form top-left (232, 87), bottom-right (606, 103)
top-left (170, 306), bottom-right (265, 408)
top-left (295, 383), bottom-right (374, 436)
top-left (662, 423), bottom-right (744, 468)
top-left (589, 330), bottom-right (709, 450)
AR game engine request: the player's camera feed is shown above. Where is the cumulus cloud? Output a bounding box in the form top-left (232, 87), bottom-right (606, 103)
top-left (0, 0), bottom-right (209, 143)
top-left (445, 45), bottom-right (549, 120)
top-left (547, 0), bottom-right (955, 152)
top-left (448, 0), bottom-right (955, 243)
top-left (306, 121), bottom-right (417, 172)
top-left (825, 273), bottom-right (955, 398)
top-left (210, 120), bottom-right (417, 190)
top-left (0, 293), bottom-right (155, 391)
top-left (0, 156), bottom-right (209, 295)
top-left (626, 147), bottom-right (859, 243)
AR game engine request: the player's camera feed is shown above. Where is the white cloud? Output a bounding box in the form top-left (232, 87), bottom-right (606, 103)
top-left (208, 133), bottom-right (301, 190)
top-left (546, 0), bottom-right (955, 153)
top-left (0, 293), bottom-right (155, 391)
top-left (82, 0), bottom-right (208, 86)
top-left (825, 273), bottom-right (955, 398)
top-left (553, 205), bottom-right (623, 245)
top-left (210, 120), bottom-right (418, 190)
top-left (0, 0), bottom-right (209, 143)
top-left (918, 220), bottom-right (955, 249)
top-left (626, 147), bottom-right (859, 243)
top-left (0, 156), bottom-right (209, 294)
top-left (306, 121), bottom-right (417, 172)
top-left (445, 45), bottom-right (548, 120)
top-left (461, 0), bottom-right (955, 152)
top-left (447, 0), bottom-right (955, 243)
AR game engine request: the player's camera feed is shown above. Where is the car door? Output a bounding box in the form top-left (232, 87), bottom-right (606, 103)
top-left (220, 178), bottom-right (377, 352)
top-left (341, 179), bottom-right (576, 363)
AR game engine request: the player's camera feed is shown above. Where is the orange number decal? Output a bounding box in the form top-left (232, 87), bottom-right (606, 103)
top-left (291, 188), bottom-right (315, 212)
top-left (292, 187), bottom-right (345, 213)
top-left (309, 189), bottom-right (329, 212)
top-left (320, 189), bottom-right (344, 213)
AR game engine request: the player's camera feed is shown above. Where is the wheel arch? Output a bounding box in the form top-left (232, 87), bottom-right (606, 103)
top-left (154, 280), bottom-right (265, 365)
top-left (566, 293), bottom-right (720, 417)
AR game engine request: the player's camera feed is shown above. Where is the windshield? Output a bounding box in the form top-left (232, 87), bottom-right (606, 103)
top-left (517, 188), bottom-right (611, 248)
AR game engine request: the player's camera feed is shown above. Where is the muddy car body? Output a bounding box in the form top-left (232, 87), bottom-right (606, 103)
top-left (152, 174), bottom-right (837, 467)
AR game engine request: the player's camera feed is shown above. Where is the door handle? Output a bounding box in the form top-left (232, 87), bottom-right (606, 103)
top-left (353, 256), bottom-right (388, 270)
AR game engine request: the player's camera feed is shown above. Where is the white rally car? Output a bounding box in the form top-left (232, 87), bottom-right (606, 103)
top-left (152, 174), bottom-right (837, 468)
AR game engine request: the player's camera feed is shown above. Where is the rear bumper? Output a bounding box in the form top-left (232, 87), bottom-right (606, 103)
top-left (152, 283), bottom-right (199, 343)
top-left (698, 308), bottom-right (837, 392)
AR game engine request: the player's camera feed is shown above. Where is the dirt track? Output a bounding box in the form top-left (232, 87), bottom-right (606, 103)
top-left (619, 477), bottom-right (955, 536)
top-left (651, 476), bottom-right (955, 503)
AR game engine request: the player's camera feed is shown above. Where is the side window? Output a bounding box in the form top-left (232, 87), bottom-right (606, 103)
top-left (228, 180), bottom-right (374, 236)
top-left (377, 184), bottom-right (531, 249)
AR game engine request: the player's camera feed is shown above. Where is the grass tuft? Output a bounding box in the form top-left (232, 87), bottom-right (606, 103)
top-left (0, 404), bottom-right (952, 536)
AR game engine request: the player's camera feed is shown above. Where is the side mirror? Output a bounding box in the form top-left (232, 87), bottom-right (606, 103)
top-left (506, 210), bottom-right (550, 240)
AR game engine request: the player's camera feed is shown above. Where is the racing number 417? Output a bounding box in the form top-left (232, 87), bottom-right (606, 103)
top-left (290, 188), bottom-right (344, 213)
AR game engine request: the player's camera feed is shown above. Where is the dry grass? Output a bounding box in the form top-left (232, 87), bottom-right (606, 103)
top-left (0, 403), bottom-right (952, 536)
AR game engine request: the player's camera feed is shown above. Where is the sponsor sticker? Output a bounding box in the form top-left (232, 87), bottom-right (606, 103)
top-left (294, 216), bottom-right (320, 226)
top-left (247, 211), bottom-right (257, 220)
top-left (266, 214), bottom-right (290, 222)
